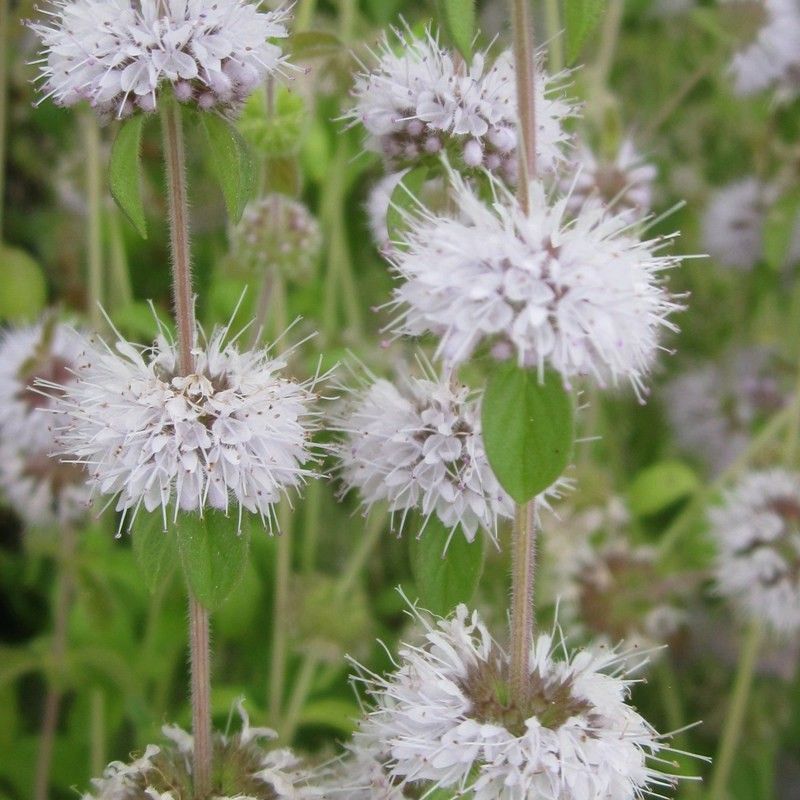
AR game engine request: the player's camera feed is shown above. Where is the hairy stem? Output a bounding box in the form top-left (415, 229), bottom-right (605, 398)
top-left (188, 597), bottom-right (212, 798)
top-left (161, 100), bottom-right (195, 375)
top-left (33, 525), bottom-right (76, 800)
top-left (161, 100), bottom-right (211, 799)
top-left (509, 501), bottom-right (537, 706)
top-left (708, 622), bottom-right (763, 800)
top-left (81, 112), bottom-right (104, 329)
top-left (512, 0), bottom-right (537, 207)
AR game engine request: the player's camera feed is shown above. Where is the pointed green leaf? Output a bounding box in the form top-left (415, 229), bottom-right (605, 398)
top-left (386, 166), bottom-right (429, 243)
top-left (628, 461), bottom-right (698, 518)
top-left (202, 114), bottom-right (256, 223)
top-left (438, 0), bottom-right (476, 60)
top-left (131, 511), bottom-right (179, 593)
top-left (176, 510), bottom-right (251, 611)
top-left (409, 516), bottom-right (485, 616)
top-left (482, 364), bottom-right (574, 503)
top-left (565, 0), bottom-right (607, 64)
top-left (109, 115), bottom-right (148, 238)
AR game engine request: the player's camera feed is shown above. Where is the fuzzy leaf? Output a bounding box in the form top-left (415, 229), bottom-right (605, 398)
top-left (565, 0), bottom-right (607, 64)
top-left (176, 510), bottom-right (251, 611)
top-left (202, 114), bottom-right (256, 223)
top-left (109, 115), bottom-right (148, 237)
top-left (437, 0), bottom-right (476, 60)
top-left (482, 364), bottom-right (574, 503)
top-left (409, 516), bottom-right (485, 616)
top-left (386, 166), bottom-right (429, 243)
top-left (131, 511), bottom-right (179, 593)
top-left (628, 461), bottom-right (698, 517)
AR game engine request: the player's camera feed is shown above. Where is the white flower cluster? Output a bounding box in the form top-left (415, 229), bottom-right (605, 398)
top-left (83, 702), bottom-right (318, 799)
top-left (563, 139), bottom-right (656, 219)
top-left (345, 603), bottom-right (682, 800)
top-left (30, 0), bottom-right (291, 118)
top-left (390, 171), bottom-right (683, 397)
top-left (729, 0), bottom-right (800, 99)
top-left (664, 346), bottom-right (789, 474)
top-left (45, 322), bottom-right (318, 530)
top-left (0, 321), bottom-right (92, 527)
top-left (347, 28), bottom-right (574, 179)
top-left (334, 367), bottom-right (514, 544)
top-left (710, 469), bottom-right (800, 635)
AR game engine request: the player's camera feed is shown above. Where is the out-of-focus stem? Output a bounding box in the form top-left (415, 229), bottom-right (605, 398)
top-left (81, 113), bottom-right (104, 329)
top-left (269, 500), bottom-right (293, 724)
top-left (89, 689), bottom-right (106, 776)
top-left (544, 0), bottom-right (564, 74)
top-left (295, 0), bottom-right (317, 32)
top-left (107, 206), bottom-right (133, 310)
top-left (594, 0), bottom-right (624, 87)
top-left (0, 0), bottom-right (8, 238)
top-left (33, 525), bottom-right (76, 800)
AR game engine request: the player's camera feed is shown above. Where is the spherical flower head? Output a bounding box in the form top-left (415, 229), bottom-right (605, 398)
top-left (347, 27), bottom-right (575, 179)
top-left (83, 701), bottom-right (319, 798)
top-left (701, 178), bottom-right (766, 271)
top-left (46, 321), bottom-right (319, 530)
top-left (0, 320), bottom-right (92, 526)
top-left (710, 469), bottom-right (800, 635)
top-left (347, 602), bottom-right (688, 800)
top-left (30, 0), bottom-right (293, 119)
top-left (231, 195), bottom-right (322, 283)
top-left (334, 365), bottom-right (519, 544)
top-left (663, 346), bottom-right (790, 475)
top-left (563, 138), bottom-right (657, 219)
top-left (389, 170), bottom-right (684, 398)
top-left (729, 0), bottom-right (800, 99)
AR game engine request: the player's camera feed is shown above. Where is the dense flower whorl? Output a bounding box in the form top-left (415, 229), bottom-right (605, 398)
top-left (729, 0), bottom-right (800, 99)
top-left (46, 324), bottom-right (318, 529)
top-left (390, 172), bottom-right (683, 396)
top-left (347, 604), bottom-right (685, 800)
top-left (0, 321), bottom-right (92, 526)
top-left (710, 470), bottom-right (800, 635)
top-left (30, 0), bottom-right (292, 118)
top-left (563, 138), bottom-right (656, 219)
top-left (347, 28), bottom-right (574, 179)
top-left (83, 703), bottom-right (319, 799)
top-left (664, 346), bottom-right (790, 474)
top-left (334, 368), bottom-right (515, 543)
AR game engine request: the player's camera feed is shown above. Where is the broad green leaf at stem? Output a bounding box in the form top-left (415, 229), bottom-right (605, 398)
top-left (201, 113), bottom-right (256, 224)
top-left (109, 114), bottom-right (148, 238)
top-left (564, 0), bottom-right (607, 65)
top-left (437, 0), bottom-right (476, 60)
top-left (409, 516), bottom-right (485, 616)
top-left (131, 511), bottom-right (178, 594)
top-left (176, 510), bottom-right (251, 611)
top-left (482, 364), bottom-right (575, 503)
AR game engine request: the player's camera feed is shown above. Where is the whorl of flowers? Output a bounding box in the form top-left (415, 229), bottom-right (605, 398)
top-left (333, 365), bottom-right (515, 544)
top-left (729, 0), bottom-right (800, 99)
top-left (347, 27), bottom-right (574, 179)
top-left (563, 138), bottom-right (656, 219)
top-left (232, 194), bottom-right (322, 283)
top-left (663, 346), bottom-right (789, 474)
top-left (29, 0), bottom-right (292, 119)
top-left (389, 170), bottom-right (684, 398)
top-left (82, 702), bottom-right (319, 799)
top-left (710, 469), bottom-right (800, 635)
top-left (346, 602), bottom-right (687, 800)
top-left (42, 320), bottom-right (318, 530)
top-left (701, 178), bottom-right (766, 271)
top-left (0, 320), bottom-right (92, 526)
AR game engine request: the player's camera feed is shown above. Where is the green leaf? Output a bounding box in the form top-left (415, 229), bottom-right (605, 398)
top-left (176, 510), bottom-right (251, 611)
top-left (299, 699), bottom-right (360, 735)
top-left (386, 166), bottom-right (429, 243)
top-left (628, 461), bottom-right (698, 518)
top-left (131, 511), bottom-right (179, 593)
top-left (437, 0), bottom-right (476, 60)
top-left (202, 113), bottom-right (256, 223)
top-left (109, 115), bottom-right (148, 237)
top-left (287, 31), bottom-right (343, 59)
top-left (564, 0), bottom-right (607, 64)
top-left (482, 364), bottom-right (574, 503)
top-left (409, 516), bottom-right (485, 616)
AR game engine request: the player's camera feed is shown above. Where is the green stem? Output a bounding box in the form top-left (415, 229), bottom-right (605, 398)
top-left (107, 206), bottom-right (133, 310)
top-left (279, 655), bottom-right (317, 743)
top-left (269, 500), bottom-right (292, 724)
top-left (0, 0), bottom-right (8, 238)
top-left (708, 622), bottom-right (764, 800)
top-left (594, 0), bottom-right (624, 88)
top-left (294, 0), bottom-right (317, 32)
top-left (544, 0), bottom-right (564, 74)
top-left (511, 0), bottom-right (537, 204)
top-left (81, 113), bottom-right (104, 329)
top-left (300, 480), bottom-right (322, 574)
top-left (33, 526), bottom-right (76, 800)
top-left (89, 689), bottom-right (106, 776)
